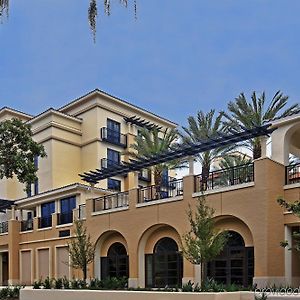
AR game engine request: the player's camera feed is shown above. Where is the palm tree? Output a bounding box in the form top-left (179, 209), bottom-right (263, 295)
top-left (181, 110), bottom-right (234, 190)
top-left (218, 153), bottom-right (253, 186)
top-left (222, 91), bottom-right (300, 159)
top-left (126, 127), bottom-right (179, 187)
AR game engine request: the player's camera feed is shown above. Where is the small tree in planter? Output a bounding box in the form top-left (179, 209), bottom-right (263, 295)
top-left (181, 194), bottom-right (228, 287)
top-left (68, 220), bottom-right (96, 282)
top-left (278, 197), bottom-right (300, 251)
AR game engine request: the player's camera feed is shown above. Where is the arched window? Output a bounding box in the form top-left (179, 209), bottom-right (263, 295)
top-left (146, 237), bottom-right (182, 288)
top-left (154, 237), bottom-right (178, 253)
top-left (108, 242), bottom-right (127, 256)
top-left (101, 242), bottom-right (128, 279)
top-left (207, 230), bottom-right (254, 287)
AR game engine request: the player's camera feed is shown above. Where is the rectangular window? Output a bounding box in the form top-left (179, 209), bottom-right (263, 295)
top-left (26, 184), bottom-right (32, 198)
top-left (59, 196), bottom-right (76, 225)
top-left (107, 148), bottom-right (120, 166)
top-left (107, 178), bottom-right (121, 192)
top-left (40, 201), bottom-right (55, 228)
top-left (107, 119), bottom-right (121, 144)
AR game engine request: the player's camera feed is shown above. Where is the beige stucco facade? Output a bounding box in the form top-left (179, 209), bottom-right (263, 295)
top-left (0, 90), bottom-right (300, 288)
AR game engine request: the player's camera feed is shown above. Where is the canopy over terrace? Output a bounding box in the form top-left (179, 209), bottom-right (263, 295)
top-left (79, 124), bottom-right (276, 184)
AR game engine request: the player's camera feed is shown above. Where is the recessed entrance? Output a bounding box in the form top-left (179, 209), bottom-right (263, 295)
top-left (101, 242), bottom-right (129, 279)
top-left (145, 237), bottom-right (183, 288)
top-left (207, 231), bottom-right (254, 287)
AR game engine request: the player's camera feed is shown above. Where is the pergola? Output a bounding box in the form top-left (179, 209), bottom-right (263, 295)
top-left (79, 124), bottom-right (276, 184)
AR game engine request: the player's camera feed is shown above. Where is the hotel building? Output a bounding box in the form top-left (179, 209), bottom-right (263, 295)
top-left (0, 89), bottom-right (299, 288)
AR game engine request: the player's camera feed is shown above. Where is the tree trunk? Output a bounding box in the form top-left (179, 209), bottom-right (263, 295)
top-left (83, 265), bottom-right (87, 282)
top-left (201, 165), bottom-right (210, 192)
top-left (253, 142), bottom-right (262, 159)
top-left (154, 168), bottom-right (163, 199)
top-left (200, 261), bottom-right (206, 288)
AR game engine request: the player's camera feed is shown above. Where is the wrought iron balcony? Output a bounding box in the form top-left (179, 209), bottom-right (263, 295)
top-left (20, 219), bottom-right (33, 232)
top-left (93, 191), bottom-right (129, 212)
top-left (100, 127), bottom-right (127, 148)
top-left (194, 163), bottom-right (254, 192)
top-left (57, 211), bottom-right (73, 225)
top-left (101, 158), bottom-right (121, 169)
top-left (138, 169), bottom-right (151, 182)
top-left (286, 163), bottom-right (300, 185)
top-left (0, 221), bottom-right (8, 234)
top-left (38, 215), bottom-right (52, 228)
top-left (138, 178), bottom-right (183, 203)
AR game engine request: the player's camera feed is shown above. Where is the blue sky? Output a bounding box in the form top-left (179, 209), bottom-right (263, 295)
top-left (0, 0), bottom-right (300, 127)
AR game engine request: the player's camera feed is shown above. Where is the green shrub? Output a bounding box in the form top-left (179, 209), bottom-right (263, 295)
top-left (62, 276), bottom-right (70, 289)
top-left (182, 280), bottom-right (194, 292)
top-left (33, 279), bottom-right (42, 289)
top-left (100, 277), bottom-right (127, 290)
top-left (43, 277), bottom-right (53, 289)
top-left (54, 278), bottom-right (63, 289)
top-left (0, 286), bottom-right (21, 299)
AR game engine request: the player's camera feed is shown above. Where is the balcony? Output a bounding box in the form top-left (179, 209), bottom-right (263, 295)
top-left (93, 192), bottom-right (129, 212)
top-left (101, 158), bottom-right (121, 169)
top-left (138, 178), bottom-right (183, 203)
top-left (286, 163), bottom-right (300, 185)
top-left (138, 169), bottom-right (151, 182)
top-left (0, 221), bottom-right (8, 234)
top-left (57, 211), bottom-right (73, 225)
top-left (194, 163), bottom-right (254, 192)
top-left (38, 216), bottom-right (52, 229)
top-left (100, 127), bottom-right (127, 148)
top-left (20, 219), bottom-right (33, 232)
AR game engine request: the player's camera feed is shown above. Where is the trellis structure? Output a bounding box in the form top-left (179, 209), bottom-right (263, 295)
top-left (79, 124), bottom-right (276, 184)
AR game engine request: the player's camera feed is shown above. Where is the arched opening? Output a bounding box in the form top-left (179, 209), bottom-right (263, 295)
top-left (207, 231), bottom-right (254, 287)
top-left (145, 237), bottom-right (183, 288)
top-left (100, 242), bottom-right (129, 279)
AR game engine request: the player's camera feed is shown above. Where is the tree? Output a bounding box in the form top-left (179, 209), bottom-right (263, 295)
top-left (0, 118), bottom-right (46, 187)
top-left (222, 91), bottom-right (300, 159)
top-left (0, 0), bottom-right (137, 42)
top-left (181, 194), bottom-right (228, 287)
top-left (182, 110), bottom-right (235, 191)
top-left (126, 127), bottom-right (179, 187)
top-left (68, 220), bottom-right (96, 281)
top-left (277, 197), bottom-right (300, 252)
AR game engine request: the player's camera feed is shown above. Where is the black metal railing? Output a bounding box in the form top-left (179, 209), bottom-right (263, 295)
top-left (100, 127), bottom-right (127, 148)
top-left (93, 191), bottom-right (129, 212)
top-left (194, 163), bottom-right (254, 192)
top-left (38, 215), bottom-right (52, 228)
top-left (78, 204), bottom-right (86, 220)
top-left (138, 178), bottom-right (184, 203)
top-left (101, 158), bottom-right (121, 169)
top-left (20, 219), bottom-right (33, 232)
top-left (286, 163), bottom-right (300, 185)
top-left (138, 169), bottom-right (151, 182)
top-left (57, 211), bottom-right (73, 225)
top-left (0, 221), bottom-right (8, 234)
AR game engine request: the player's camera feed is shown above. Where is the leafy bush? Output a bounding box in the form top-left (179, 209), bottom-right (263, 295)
top-left (62, 276), bottom-right (70, 289)
top-left (33, 279), bottom-right (42, 289)
top-left (54, 278), bottom-right (63, 289)
top-left (100, 277), bottom-right (127, 290)
top-left (182, 280), bottom-right (194, 292)
top-left (43, 277), bottom-right (53, 289)
top-left (0, 286), bottom-right (22, 299)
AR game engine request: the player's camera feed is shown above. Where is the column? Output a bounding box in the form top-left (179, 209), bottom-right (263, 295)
top-left (188, 156), bottom-right (195, 175)
top-left (285, 225), bottom-right (292, 285)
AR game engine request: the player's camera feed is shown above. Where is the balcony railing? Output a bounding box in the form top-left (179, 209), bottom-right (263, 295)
top-left (38, 216), bottom-right (52, 228)
top-left (93, 191), bottom-right (129, 212)
top-left (101, 158), bottom-right (121, 169)
top-left (286, 163), bottom-right (300, 185)
top-left (57, 211), bottom-right (73, 225)
top-left (0, 221), bottom-right (8, 234)
top-left (78, 204), bottom-right (86, 220)
top-left (138, 178), bottom-right (184, 203)
top-left (20, 219), bottom-right (33, 232)
top-left (100, 127), bottom-right (127, 148)
top-left (194, 163), bottom-right (254, 192)
top-left (138, 169), bottom-right (151, 182)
